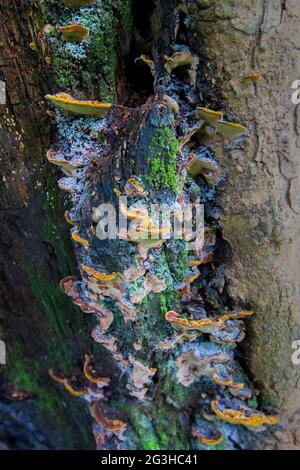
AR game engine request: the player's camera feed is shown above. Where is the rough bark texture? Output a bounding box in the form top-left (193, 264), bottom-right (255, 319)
top-left (0, 0), bottom-right (299, 451)
top-left (187, 0), bottom-right (300, 449)
top-left (0, 0), bottom-right (96, 449)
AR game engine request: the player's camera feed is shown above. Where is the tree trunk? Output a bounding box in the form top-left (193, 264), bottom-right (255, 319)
top-left (187, 0), bottom-right (300, 449)
top-left (0, 0), bottom-right (96, 449)
top-left (0, 0), bottom-right (299, 451)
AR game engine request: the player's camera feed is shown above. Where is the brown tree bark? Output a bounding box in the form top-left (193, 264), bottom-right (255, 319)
top-left (0, 0), bottom-right (95, 449)
top-left (188, 0), bottom-right (300, 449)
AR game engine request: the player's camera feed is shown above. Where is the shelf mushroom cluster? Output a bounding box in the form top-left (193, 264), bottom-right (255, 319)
top-left (44, 0), bottom-right (280, 450)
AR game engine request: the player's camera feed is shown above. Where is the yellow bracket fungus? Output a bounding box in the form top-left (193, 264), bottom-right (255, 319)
top-left (91, 401), bottom-right (127, 433)
top-left (45, 93), bottom-right (112, 117)
top-left (216, 121), bottom-right (247, 140)
top-left (47, 149), bottom-right (81, 176)
top-left (49, 369), bottom-right (87, 397)
top-left (135, 55), bottom-right (155, 74)
top-left (125, 178), bottom-right (148, 198)
top-left (71, 230), bottom-right (89, 249)
top-left (81, 264), bottom-right (119, 282)
top-left (83, 354), bottom-right (111, 385)
top-left (60, 24), bottom-right (90, 42)
top-left (211, 400), bottom-right (280, 427)
top-left (164, 50), bottom-right (199, 86)
top-left (119, 202), bottom-right (150, 222)
top-left (186, 153), bottom-right (220, 185)
top-left (192, 427), bottom-right (224, 446)
top-left (64, 210), bottom-right (78, 226)
top-left (196, 107), bottom-right (223, 126)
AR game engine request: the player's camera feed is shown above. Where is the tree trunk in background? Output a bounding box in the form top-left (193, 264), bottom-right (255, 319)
top-left (188, 0), bottom-right (300, 449)
top-left (0, 0), bottom-right (95, 449)
top-left (0, 0), bottom-right (299, 451)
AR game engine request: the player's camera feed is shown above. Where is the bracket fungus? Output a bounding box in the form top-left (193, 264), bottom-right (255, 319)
top-left (210, 400), bottom-right (280, 428)
top-left (60, 24), bottom-right (89, 42)
top-left (125, 178), bottom-right (148, 198)
top-left (186, 153), bottom-right (220, 186)
top-left (45, 93), bottom-right (112, 117)
top-left (192, 425), bottom-right (224, 447)
top-left (49, 369), bottom-right (87, 397)
top-left (47, 149), bottom-right (82, 176)
top-left (119, 202), bottom-right (150, 222)
top-left (216, 121), bottom-right (247, 140)
top-left (43, 0), bottom-right (273, 449)
top-left (175, 343), bottom-right (231, 387)
top-left (164, 49), bottom-right (199, 86)
top-left (196, 108), bottom-right (223, 127)
top-left (82, 264), bottom-right (120, 282)
top-left (83, 354), bottom-right (111, 386)
top-left (71, 230), bottom-right (89, 249)
top-left (166, 310), bottom-right (253, 346)
top-left (135, 55), bottom-right (155, 74)
top-left (92, 328), bottom-right (129, 369)
top-left (61, 0), bottom-right (96, 7)
top-left (64, 210), bottom-right (78, 226)
top-left (91, 401), bottom-right (127, 434)
top-left (58, 176), bottom-right (78, 194)
top-left (163, 95), bottom-right (180, 114)
top-left (127, 355), bottom-right (157, 401)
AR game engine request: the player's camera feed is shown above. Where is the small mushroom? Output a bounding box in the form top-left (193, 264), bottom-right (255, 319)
top-left (60, 24), bottom-right (89, 42)
top-left (125, 178), bottom-right (148, 198)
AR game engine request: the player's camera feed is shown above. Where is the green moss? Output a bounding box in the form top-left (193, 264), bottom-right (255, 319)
top-left (48, 0), bottom-right (133, 102)
top-left (166, 239), bottom-right (189, 282)
top-left (6, 352), bottom-right (93, 448)
top-left (146, 127), bottom-right (179, 192)
top-left (118, 399), bottom-right (189, 450)
top-left (120, 0), bottom-right (133, 32)
top-left (87, 8), bottom-right (118, 102)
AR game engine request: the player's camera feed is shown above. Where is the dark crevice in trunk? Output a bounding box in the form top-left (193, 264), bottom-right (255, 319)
top-left (118, 0), bottom-right (156, 107)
